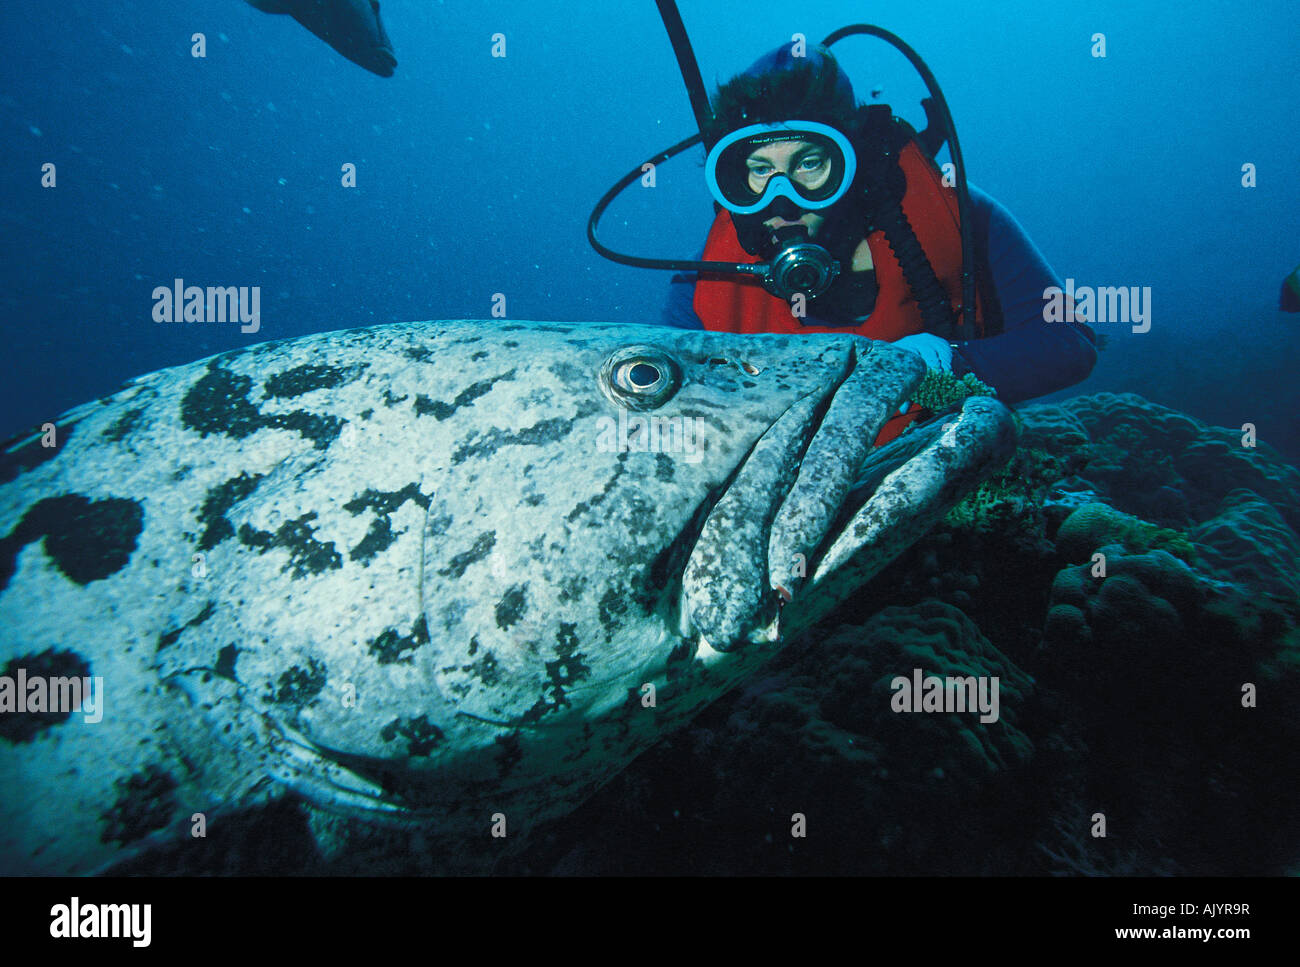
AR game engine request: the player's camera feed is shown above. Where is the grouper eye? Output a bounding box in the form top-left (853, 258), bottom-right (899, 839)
top-left (599, 346), bottom-right (681, 410)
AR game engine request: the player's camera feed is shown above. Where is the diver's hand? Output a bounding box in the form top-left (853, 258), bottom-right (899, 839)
top-left (892, 333), bottom-right (953, 372)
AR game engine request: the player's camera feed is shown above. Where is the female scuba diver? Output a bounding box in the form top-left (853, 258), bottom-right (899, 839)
top-left (658, 44), bottom-right (1098, 443)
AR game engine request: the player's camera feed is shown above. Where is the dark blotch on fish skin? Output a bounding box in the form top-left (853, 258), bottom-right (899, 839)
top-left (180, 363), bottom-right (263, 439)
top-left (157, 600), bottom-right (217, 653)
top-left (359, 408), bottom-right (374, 420)
top-left (655, 452), bottom-right (675, 482)
top-left (180, 361), bottom-right (342, 449)
top-left (100, 765), bottom-right (178, 846)
top-left (566, 452), bottom-right (627, 523)
top-left (379, 715), bottom-right (445, 757)
top-left (541, 622), bottom-right (591, 712)
top-left (494, 584), bottom-right (527, 629)
top-left (382, 389), bottom-right (409, 408)
top-left (238, 513), bottom-right (341, 579)
top-left (597, 587), bottom-right (629, 636)
top-left (368, 615), bottom-right (430, 665)
top-left (415, 369), bottom-right (518, 422)
top-left (347, 521), bottom-right (391, 565)
top-left (441, 678), bottom-right (471, 700)
top-left (0, 649), bottom-right (93, 744)
top-left (262, 363), bottom-right (363, 400)
top-left (517, 696), bottom-right (553, 726)
top-left (557, 575), bottom-right (587, 604)
top-left (451, 406), bottom-right (597, 465)
top-left (272, 659), bottom-right (327, 707)
top-left (265, 410), bottom-right (342, 450)
top-left (344, 484), bottom-right (431, 564)
top-left (214, 644), bottom-right (239, 680)
top-left (102, 406), bottom-right (146, 443)
top-left (0, 494), bottom-right (143, 591)
top-left (461, 651), bottom-right (501, 687)
top-left (439, 530), bottom-right (495, 578)
top-left (184, 361), bottom-right (345, 452)
top-left (441, 599), bottom-right (468, 633)
top-left (0, 420), bottom-right (76, 484)
top-left (499, 325), bottom-right (525, 332)
top-left (196, 472), bottom-right (264, 552)
top-left (676, 408), bottom-right (732, 434)
top-left (548, 360), bottom-right (586, 385)
top-left (600, 495), bottom-right (659, 572)
top-left (404, 345), bottom-right (434, 363)
top-left (471, 351), bottom-right (489, 361)
top-left (425, 513), bottom-right (454, 538)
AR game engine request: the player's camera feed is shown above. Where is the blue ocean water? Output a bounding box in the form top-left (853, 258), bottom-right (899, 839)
top-left (1, 0), bottom-right (1297, 459)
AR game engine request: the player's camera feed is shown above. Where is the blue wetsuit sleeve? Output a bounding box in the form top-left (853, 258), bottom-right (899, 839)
top-left (955, 185), bottom-right (1097, 405)
top-left (662, 270), bottom-right (705, 329)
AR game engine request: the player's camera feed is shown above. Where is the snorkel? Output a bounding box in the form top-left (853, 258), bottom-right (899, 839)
top-left (588, 0), bottom-right (978, 327)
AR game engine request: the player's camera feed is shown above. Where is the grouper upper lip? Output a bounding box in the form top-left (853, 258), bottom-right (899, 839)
top-left (680, 339), bottom-right (927, 651)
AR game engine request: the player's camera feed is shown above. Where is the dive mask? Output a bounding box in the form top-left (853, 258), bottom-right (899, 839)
top-left (705, 120), bottom-right (857, 214)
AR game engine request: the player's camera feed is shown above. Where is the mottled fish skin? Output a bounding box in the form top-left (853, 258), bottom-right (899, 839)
top-left (0, 320), bottom-right (1015, 873)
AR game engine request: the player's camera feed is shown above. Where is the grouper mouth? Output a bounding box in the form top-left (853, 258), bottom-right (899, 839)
top-left (680, 339), bottom-right (1017, 654)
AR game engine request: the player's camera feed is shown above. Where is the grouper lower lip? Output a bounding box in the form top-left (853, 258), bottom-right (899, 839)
top-left (681, 340), bottom-right (927, 651)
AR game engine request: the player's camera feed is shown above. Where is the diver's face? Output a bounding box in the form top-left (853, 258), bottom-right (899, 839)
top-left (745, 139), bottom-right (831, 237)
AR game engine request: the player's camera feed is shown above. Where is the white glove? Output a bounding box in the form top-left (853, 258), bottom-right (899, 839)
top-left (891, 333), bottom-right (953, 373)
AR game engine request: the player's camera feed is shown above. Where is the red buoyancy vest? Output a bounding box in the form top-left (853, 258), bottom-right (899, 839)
top-left (692, 139), bottom-right (987, 445)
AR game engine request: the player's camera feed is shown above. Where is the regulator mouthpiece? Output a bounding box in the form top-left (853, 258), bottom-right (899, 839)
top-left (760, 226), bottom-right (841, 300)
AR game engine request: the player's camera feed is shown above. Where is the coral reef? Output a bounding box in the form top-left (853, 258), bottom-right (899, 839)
top-left (1190, 488), bottom-right (1300, 602)
top-left (1039, 546), bottom-right (1299, 873)
top-left (1031, 392), bottom-right (1300, 534)
top-left (907, 369), bottom-right (997, 411)
top-left (1054, 501), bottom-right (1197, 563)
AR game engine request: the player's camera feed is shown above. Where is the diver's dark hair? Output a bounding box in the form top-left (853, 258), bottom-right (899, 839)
top-left (703, 45), bottom-right (858, 149)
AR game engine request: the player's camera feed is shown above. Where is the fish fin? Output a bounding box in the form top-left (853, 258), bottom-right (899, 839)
top-left (245, 0), bottom-right (295, 13)
top-left (1281, 279), bottom-right (1300, 312)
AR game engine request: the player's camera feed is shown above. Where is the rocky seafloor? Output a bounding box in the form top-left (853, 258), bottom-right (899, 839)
top-left (113, 392), bottom-right (1300, 875)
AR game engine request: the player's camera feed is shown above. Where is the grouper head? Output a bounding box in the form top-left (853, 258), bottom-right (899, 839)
top-left (274, 321), bottom-right (1018, 834)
